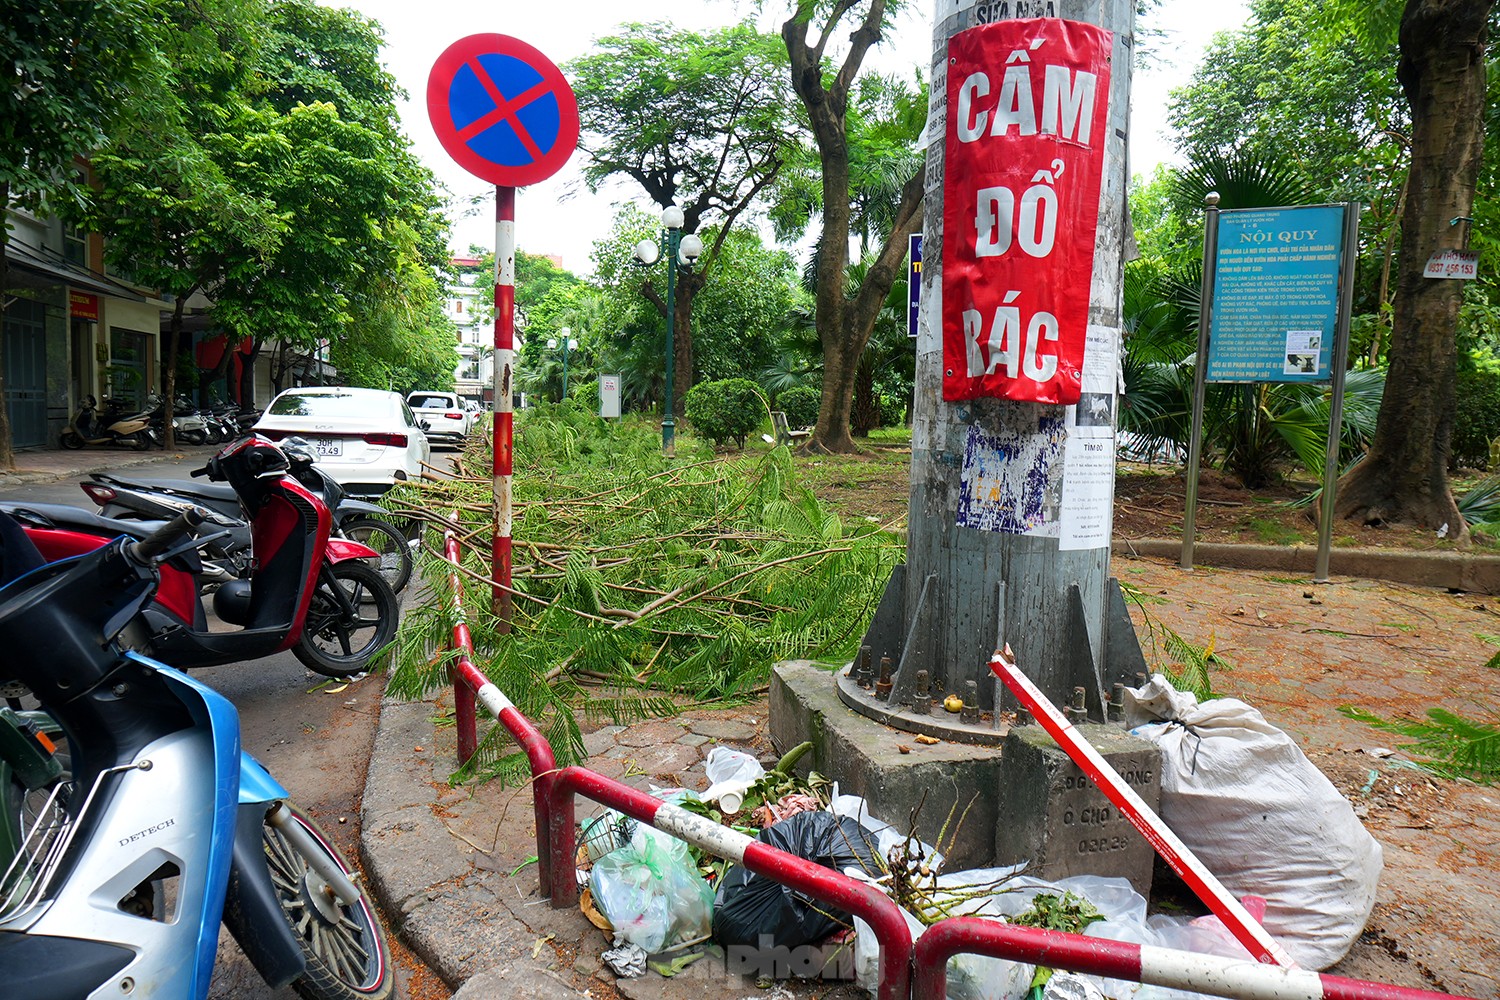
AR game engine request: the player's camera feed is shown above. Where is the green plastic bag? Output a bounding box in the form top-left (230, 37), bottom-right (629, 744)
top-left (591, 824), bottom-right (714, 953)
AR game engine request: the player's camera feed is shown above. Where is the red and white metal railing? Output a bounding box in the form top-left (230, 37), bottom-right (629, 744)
top-left (912, 917), bottom-right (1474, 1000)
top-left (438, 517), bottom-right (911, 995)
top-left (544, 766), bottom-right (914, 1000)
top-left (442, 518), bottom-right (555, 896)
top-left (434, 521), bottom-right (1474, 1000)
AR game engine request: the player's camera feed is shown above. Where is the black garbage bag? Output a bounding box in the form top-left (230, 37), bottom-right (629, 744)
top-left (712, 810), bottom-right (883, 949)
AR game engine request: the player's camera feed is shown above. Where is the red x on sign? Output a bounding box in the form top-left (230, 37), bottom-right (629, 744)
top-left (427, 34), bottom-right (579, 188)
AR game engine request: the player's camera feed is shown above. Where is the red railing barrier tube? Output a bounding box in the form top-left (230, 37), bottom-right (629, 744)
top-left (990, 648), bottom-right (1291, 967)
top-left (913, 917), bottom-right (1476, 1000)
top-left (547, 766), bottom-right (913, 1000)
top-left (440, 518), bottom-right (555, 897)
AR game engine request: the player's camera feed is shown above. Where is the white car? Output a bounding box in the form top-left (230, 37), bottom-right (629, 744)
top-left (406, 391), bottom-right (472, 448)
top-left (255, 387), bottom-right (431, 496)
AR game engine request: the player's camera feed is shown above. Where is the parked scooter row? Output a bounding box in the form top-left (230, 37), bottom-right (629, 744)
top-left (3, 435), bottom-right (402, 677)
top-left (0, 506), bottom-right (394, 998)
top-left (78, 439), bottom-right (414, 594)
top-left (59, 395), bottom-right (157, 450)
top-left (150, 396), bottom-right (259, 448)
top-left (62, 393), bottom-right (262, 450)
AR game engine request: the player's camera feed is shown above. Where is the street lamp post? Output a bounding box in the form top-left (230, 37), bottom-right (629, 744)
top-left (546, 327), bottom-right (578, 401)
top-left (633, 205), bottom-right (702, 453)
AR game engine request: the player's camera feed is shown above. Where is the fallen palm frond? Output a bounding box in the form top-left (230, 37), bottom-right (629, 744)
top-left (1338, 706), bottom-right (1500, 785)
top-left (383, 407), bottom-right (902, 783)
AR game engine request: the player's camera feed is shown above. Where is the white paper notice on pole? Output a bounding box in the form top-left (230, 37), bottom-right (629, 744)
top-left (1081, 324), bottom-right (1118, 394)
top-left (1423, 248), bottom-right (1479, 280)
top-left (1060, 435), bottom-right (1114, 550)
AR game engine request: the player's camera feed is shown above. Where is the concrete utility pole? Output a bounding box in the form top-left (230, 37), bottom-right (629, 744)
top-left (903, 0), bottom-right (1135, 713)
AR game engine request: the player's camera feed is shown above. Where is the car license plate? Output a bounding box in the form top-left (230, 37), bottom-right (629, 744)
top-left (314, 438), bottom-right (342, 458)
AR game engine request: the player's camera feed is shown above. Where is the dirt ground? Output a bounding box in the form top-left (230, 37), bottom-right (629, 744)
top-left (1117, 554), bottom-right (1500, 998)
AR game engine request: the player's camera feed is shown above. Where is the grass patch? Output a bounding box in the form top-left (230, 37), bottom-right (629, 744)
top-left (1246, 517), bottom-right (1305, 546)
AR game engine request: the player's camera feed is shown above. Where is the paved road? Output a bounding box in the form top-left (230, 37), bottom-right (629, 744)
top-left (0, 454), bottom-right (412, 998)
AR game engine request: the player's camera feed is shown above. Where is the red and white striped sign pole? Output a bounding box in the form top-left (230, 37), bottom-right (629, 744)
top-left (426, 33), bottom-right (578, 626)
top-left (492, 187), bottom-right (515, 625)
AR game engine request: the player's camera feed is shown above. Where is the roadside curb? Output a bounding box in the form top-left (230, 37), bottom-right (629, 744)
top-left (1115, 538), bottom-right (1500, 594)
top-left (360, 696), bottom-right (590, 997)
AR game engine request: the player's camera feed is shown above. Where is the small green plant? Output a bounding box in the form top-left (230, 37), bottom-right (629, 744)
top-left (777, 384), bottom-right (820, 430)
top-left (1120, 582), bottom-right (1228, 700)
top-left (1246, 517), bottom-right (1303, 546)
top-left (1013, 892), bottom-right (1105, 994)
top-left (684, 377), bottom-right (766, 448)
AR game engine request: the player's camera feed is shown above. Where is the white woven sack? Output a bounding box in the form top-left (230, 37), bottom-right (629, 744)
top-left (1125, 675), bottom-right (1383, 969)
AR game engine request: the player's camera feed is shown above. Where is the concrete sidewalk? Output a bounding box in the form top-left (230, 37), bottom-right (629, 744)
top-left (360, 694), bottom-right (795, 999)
top-left (0, 442), bottom-right (221, 486)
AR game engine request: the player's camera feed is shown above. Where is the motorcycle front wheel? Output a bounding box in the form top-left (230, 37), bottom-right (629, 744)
top-left (336, 517), bottom-right (413, 595)
top-left (264, 801), bottom-right (393, 1000)
top-left (59, 430), bottom-right (85, 450)
top-left (293, 561), bottom-right (398, 677)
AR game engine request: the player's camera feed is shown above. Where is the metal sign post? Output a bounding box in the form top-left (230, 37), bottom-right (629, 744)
top-left (427, 33), bottom-right (578, 620)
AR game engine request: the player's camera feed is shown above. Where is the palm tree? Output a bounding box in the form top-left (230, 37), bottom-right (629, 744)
top-left (1121, 148), bottom-right (1386, 487)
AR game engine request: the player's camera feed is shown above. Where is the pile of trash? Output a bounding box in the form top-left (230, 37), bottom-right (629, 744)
top-left (574, 676), bottom-right (1385, 998)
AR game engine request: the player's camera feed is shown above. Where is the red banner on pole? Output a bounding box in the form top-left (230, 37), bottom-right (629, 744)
top-left (942, 19), bottom-right (1112, 405)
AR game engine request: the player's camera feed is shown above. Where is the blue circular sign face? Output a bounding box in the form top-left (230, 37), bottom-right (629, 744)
top-left (427, 34), bottom-right (579, 188)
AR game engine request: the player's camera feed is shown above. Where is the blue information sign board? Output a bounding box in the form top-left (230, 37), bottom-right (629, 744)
top-left (908, 234), bottom-right (922, 339)
top-left (1206, 204), bottom-right (1347, 383)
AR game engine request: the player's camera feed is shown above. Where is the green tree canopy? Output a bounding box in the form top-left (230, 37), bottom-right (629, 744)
top-left (566, 21), bottom-right (793, 412)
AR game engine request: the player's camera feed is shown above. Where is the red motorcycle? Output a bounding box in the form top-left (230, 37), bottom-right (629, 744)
top-left (3, 435), bottom-right (398, 677)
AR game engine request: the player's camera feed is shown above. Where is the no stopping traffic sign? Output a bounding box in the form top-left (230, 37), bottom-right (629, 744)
top-left (427, 34), bottom-right (579, 188)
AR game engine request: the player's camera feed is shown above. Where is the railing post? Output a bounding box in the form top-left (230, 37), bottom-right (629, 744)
top-left (450, 660), bottom-right (478, 765)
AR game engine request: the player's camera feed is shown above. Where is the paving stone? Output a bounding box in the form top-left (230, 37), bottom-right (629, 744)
top-left (587, 756), bottom-right (629, 781)
top-left (617, 741), bottom-right (700, 777)
top-left (453, 962), bottom-right (581, 999)
top-left (582, 729), bottom-right (620, 757)
top-left (686, 718), bottom-right (759, 743)
top-left (615, 719), bottom-right (687, 747)
top-left (676, 733), bottom-right (711, 748)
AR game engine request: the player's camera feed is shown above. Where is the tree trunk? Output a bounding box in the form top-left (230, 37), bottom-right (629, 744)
top-left (851, 350), bottom-right (878, 436)
top-left (0, 181), bottom-right (14, 470)
top-left (783, 0), bottom-right (923, 454)
top-left (674, 271), bottom-right (701, 416)
top-left (1335, 0), bottom-right (1492, 542)
top-left (161, 295), bottom-right (189, 451)
top-left (238, 338), bottom-right (261, 408)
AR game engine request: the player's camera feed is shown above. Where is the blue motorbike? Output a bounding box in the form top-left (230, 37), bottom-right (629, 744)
top-left (0, 510), bottom-right (392, 999)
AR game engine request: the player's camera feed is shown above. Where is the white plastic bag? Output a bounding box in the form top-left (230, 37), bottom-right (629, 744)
top-left (848, 871), bottom-right (1152, 1000)
top-left (702, 747), bottom-right (765, 813)
top-left (1126, 675), bottom-right (1383, 969)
